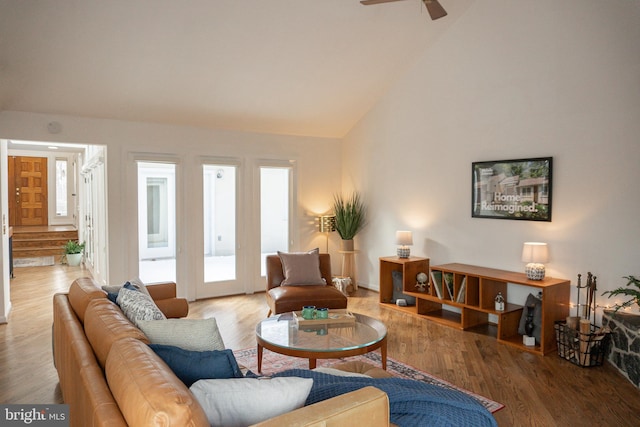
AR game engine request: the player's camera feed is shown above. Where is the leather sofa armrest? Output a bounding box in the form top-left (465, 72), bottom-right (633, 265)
top-left (146, 282), bottom-right (177, 300)
top-left (146, 283), bottom-right (189, 318)
top-left (155, 298), bottom-right (189, 318)
top-left (318, 253), bottom-right (332, 285)
top-left (250, 386), bottom-right (389, 427)
top-left (266, 255), bottom-right (285, 291)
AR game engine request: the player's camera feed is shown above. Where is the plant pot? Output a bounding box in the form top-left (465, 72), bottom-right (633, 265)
top-left (66, 253), bottom-right (83, 266)
top-left (340, 239), bottom-right (354, 251)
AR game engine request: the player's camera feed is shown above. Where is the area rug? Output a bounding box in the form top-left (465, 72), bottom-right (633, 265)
top-left (233, 347), bottom-right (504, 414)
top-left (13, 256), bottom-right (55, 267)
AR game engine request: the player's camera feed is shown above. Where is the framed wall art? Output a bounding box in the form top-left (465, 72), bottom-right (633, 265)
top-left (472, 157), bottom-right (552, 221)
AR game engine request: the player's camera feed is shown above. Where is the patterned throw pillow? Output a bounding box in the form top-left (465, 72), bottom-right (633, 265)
top-left (103, 277), bottom-right (151, 296)
top-left (103, 278), bottom-right (152, 304)
top-left (117, 287), bottom-right (166, 327)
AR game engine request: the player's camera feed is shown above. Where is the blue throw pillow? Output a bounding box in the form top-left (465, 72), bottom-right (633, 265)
top-left (123, 281), bottom-right (139, 292)
top-left (149, 344), bottom-right (244, 386)
top-left (106, 292), bottom-right (119, 304)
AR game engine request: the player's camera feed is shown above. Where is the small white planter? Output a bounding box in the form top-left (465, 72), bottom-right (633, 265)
top-left (66, 253), bottom-right (83, 266)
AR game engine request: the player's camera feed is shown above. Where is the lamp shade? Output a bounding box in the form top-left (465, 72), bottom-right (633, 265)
top-left (319, 215), bottom-right (336, 233)
top-left (521, 242), bottom-right (549, 263)
top-left (395, 231), bottom-right (413, 246)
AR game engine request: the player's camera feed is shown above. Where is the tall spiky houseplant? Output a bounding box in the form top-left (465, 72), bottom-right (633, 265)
top-left (333, 192), bottom-right (366, 251)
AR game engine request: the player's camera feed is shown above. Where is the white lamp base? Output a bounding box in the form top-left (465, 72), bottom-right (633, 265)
top-left (525, 263), bottom-right (545, 280)
top-left (397, 247), bottom-right (410, 258)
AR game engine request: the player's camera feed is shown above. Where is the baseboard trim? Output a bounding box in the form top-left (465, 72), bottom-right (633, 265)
top-left (0, 302), bottom-right (11, 324)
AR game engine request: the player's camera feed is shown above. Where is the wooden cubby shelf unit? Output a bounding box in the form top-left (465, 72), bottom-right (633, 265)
top-left (379, 260), bottom-right (570, 355)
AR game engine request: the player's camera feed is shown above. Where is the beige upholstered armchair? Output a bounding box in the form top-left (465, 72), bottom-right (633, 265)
top-left (265, 253), bottom-right (348, 316)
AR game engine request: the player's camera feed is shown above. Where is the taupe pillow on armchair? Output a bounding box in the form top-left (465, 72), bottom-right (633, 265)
top-left (277, 248), bottom-right (325, 286)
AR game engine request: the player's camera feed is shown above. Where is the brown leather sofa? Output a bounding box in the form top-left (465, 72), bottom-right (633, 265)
top-left (266, 253), bottom-right (348, 315)
top-left (53, 277), bottom-right (390, 426)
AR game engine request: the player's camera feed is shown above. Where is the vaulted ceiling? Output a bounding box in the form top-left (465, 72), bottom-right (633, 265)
top-left (0, 0), bottom-right (472, 138)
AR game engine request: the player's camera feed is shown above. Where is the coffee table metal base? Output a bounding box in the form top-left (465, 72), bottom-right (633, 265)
top-left (256, 336), bottom-right (387, 373)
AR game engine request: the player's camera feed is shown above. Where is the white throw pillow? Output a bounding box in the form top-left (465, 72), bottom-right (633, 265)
top-left (138, 318), bottom-right (225, 351)
top-left (116, 287), bottom-right (166, 327)
top-left (190, 377), bottom-right (313, 427)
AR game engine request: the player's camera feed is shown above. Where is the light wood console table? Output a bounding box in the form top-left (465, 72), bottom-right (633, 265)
top-left (379, 259), bottom-right (570, 355)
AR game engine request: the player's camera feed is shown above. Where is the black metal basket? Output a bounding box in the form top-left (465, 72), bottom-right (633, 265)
top-left (554, 320), bottom-right (610, 367)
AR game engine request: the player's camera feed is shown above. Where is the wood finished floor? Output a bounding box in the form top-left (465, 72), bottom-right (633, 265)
top-left (1, 265), bottom-right (639, 426)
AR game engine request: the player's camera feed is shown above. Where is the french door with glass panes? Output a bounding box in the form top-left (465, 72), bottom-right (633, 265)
top-left (196, 159), bottom-right (294, 298)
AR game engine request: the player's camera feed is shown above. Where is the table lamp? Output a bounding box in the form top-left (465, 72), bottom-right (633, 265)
top-left (318, 215), bottom-right (336, 253)
top-left (396, 231), bottom-right (413, 258)
top-left (521, 242), bottom-right (549, 280)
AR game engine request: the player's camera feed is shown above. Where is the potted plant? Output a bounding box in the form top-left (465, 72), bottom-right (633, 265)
top-left (332, 192), bottom-right (366, 251)
top-left (602, 275), bottom-right (640, 311)
top-left (63, 240), bottom-right (85, 266)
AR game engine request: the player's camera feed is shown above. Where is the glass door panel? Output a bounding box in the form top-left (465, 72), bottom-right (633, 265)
top-left (55, 158), bottom-right (68, 217)
top-left (138, 161), bottom-right (176, 283)
top-left (203, 164), bottom-right (237, 283)
top-left (260, 166), bottom-right (290, 277)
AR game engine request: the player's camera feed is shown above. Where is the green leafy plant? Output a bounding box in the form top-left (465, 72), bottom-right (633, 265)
top-left (602, 275), bottom-right (640, 311)
top-left (63, 240), bottom-right (85, 255)
top-left (332, 192), bottom-right (366, 240)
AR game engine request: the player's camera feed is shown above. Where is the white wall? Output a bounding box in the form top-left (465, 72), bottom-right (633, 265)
top-left (343, 0), bottom-right (640, 320)
top-left (0, 112), bottom-right (342, 299)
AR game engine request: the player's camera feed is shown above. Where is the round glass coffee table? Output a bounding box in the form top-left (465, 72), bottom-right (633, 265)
top-left (255, 311), bottom-right (387, 373)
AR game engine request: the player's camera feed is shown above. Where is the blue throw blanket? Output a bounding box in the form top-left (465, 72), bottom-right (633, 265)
top-left (265, 369), bottom-right (497, 427)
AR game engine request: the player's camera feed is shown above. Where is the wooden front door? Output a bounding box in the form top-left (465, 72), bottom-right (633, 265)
top-left (9, 156), bottom-right (48, 226)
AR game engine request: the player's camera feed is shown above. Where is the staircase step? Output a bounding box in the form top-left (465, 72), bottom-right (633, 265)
top-left (11, 227), bottom-right (78, 259)
top-left (12, 238), bottom-right (73, 249)
top-left (13, 248), bottom-right (65, 258)
top-left (12, 231), bottom-right (78, 241)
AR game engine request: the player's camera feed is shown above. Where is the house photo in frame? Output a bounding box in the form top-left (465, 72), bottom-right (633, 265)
top-left (472, 157), bottom-right (552, 221)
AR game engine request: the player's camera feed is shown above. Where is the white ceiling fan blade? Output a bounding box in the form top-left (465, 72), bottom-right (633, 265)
top-left (423, 0), bottom-right (447, 20)
top-left (360, 0), bottom-right (448, 21)
top-left (360, 0), bottom-right (408, 5)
